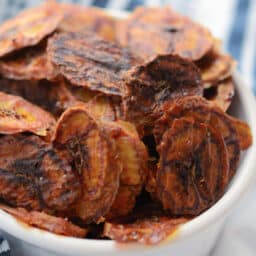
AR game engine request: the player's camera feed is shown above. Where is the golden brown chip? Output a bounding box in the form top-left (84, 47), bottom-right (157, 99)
top-left (47, 31), bottom-right (134, 96)
top-left (155, 96), bottom-right (241, 178)
top-left (0, 41), bottom-right (57, 80)
top-left (196, 46), bottom-right (236, 88)
top-left (0, 2), bottom-right (63, 57)
top-left (104, 216), bottom-right (187, 244)
top-left (0, 205), bottom-right (87, 238)
top-left (204, 78), bottom-right (235, 112)
top-left (103, 120), bottom-right (148, 218)
top-left (157, 117), bottom-right (229, 215)
top-left (116, 7), bottom-right (213, 61)
top-left (124, 54), bottom-right (202, 135)
top-left (59, 4), bottom-right (116, 42)
top-left (0, 91), bottom-right (56, 136)
top-left (52, 106), bottom-right (122, 223)
top-left (0, 134), bottom-right (81, 211)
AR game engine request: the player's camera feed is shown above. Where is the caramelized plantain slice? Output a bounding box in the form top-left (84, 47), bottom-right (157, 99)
top-left (124, 54), bottom-right (202, 135)
top-left (196, 44), bottom-right (236, 88)
top-left (104, 216), bottom-right (187, 244)
top-left (0, 205), bottom-right (87, 238)
top-left (47, 31), bottom-right (134, 96)
top-left (229, 116), bottom-right (253, 150)
top-left (116, 7), bottom-right (213, 61)
top-left (103, 120), bottom-right (148, 218)
top-left (0, 91), bottom-right (56, 136)
top-left (204, 78), bottom-right (235, 112)
top-left (0, 134), bottom-right (81, 211)
top-left (0, 40), bottom-right (57, 80)
top-left (52, 106), bottom-right (122, 223)
top-left (85, 95), bottom-right (116, 121)
top-left (159, 95), bottom-right (252, 174)
top-left (59, 4), bottom-right (116, 42)
top-left (157, 117), bottom-right (229, 215)
top-left (0, 2), bottom-right (63, 57)
top-left (154, 96), bottom-right (244, 178)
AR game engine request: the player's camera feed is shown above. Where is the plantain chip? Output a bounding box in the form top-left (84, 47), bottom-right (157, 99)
top-left (229, 116), bottom-right (253, 150)
top-left (0, 2), bottom-right (63, 57)
top-left (0, 91), bottom-right (56, 136)
top-left (47, 31), bottom-right (134, 96)
top-left (59, 4), bottom-right (116, 42)
top-left (196, 43), bottom-right (236, 88)
top-left (157, 117), bottom-right (229, 215)
top-left (52, 106), bottom-right (122, 223)
top-left (155, 96), bottom-right (245, 178)
top-left (124, 54), bottom-right (202, 135)
top-left (204, 78), bottom-right (235, 112)
top-left (0, 205), bottom-right (87, 238)
top-left (0, 40), bottom-right (57, 80)
top-left (116, 7), bottom-right (213, 61)
top-left (103, 120), bottom-right (148, 218)
top-left (0, 134), bottom-right (81, 211)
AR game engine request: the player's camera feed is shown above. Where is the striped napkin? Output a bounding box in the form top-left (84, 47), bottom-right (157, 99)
top-left (0, 0), bottom-right (255, 256)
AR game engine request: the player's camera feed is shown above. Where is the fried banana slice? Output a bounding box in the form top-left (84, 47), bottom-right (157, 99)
top-left (0, 92), bottom-right (55, 136)
top-left (52, 106), bottom-right (122, 223)
top-left (204, 78), bottom-right (235, 112)
top-left (103, 120), bottom-right (148, 218)
top-left (124, 54), bottom-right (202, 135)
top-left (196, 45), bottom-right (236, 88)
top-left (229, 116), bottom-right (253, 150)
top-left (154, 96), bottom-right (249, 178)
top-left (47, 31), bottom-right (134, 96)
top-left (59, 4), bottom-right (116, 42)
top-left (104, 216), bottom-right (187, 244)
top-left (0, 134), bottom-right (81, 211)
top-left (0, 2), bottom-right (63, 57)
top-left (85, 94), bottom-right (124, 121)
top-left (157, 117), bottom-right (229, 215)
top-left (0, 205), bottom-right (87, 238)
top-left (116, 7), bottom-right (213, 61)
top-left (0, 41), bottom-right (57, 80)
top-left (0, 78), bottom-right (77, 117)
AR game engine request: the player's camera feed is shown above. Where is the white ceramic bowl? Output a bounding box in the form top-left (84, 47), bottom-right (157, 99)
top-left (1, 10), bottom-right (256, 256)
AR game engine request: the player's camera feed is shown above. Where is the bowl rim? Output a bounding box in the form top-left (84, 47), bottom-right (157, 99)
top-left (0, 9), bottom-right (256, 255)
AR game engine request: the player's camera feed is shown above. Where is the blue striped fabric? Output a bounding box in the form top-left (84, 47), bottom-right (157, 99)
top-left (0, 0), bottom-right (255, 255)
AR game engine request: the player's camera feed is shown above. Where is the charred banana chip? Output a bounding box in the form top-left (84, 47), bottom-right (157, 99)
top-left (0, 92), bottom-right (56, 136)
top-left (155, 96), bottom-right (251, 178)
top-left (196, 45), bottom-right (236, 88)
top-left (116, 7), bottom-right (213, 61)
top-left (52, 106), bottom-right (122, 223)
top-left (0, 41), bottom-right (57, 80)
top-left (124, 54), bottom-right (202, 135)
top-left (157, 117), bottom-right (229, 215)
top-left (103, 120), bottom-right (148, 218)
top-left (59, 4), bottom-right (116, 42)
top-left (0, 2), bottom-right (63, 57)
top-left (0, 134), bottom-right (81, 211)
top-left (47, 31), bottom-right (134, 96)
top-left (104, 216), bottom-right (187, 244)
top-left (204, 78), bottom-right (235, 112)
top-left (0, 205), bottom-right (87, 238)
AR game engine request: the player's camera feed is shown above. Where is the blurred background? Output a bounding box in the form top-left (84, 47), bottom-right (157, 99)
top-left (0, 0), bottom-right (255, 93)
